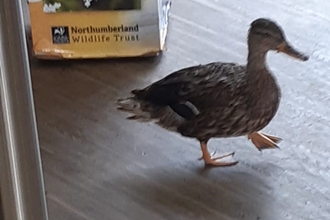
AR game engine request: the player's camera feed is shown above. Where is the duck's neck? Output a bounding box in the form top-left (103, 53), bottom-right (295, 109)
top-left (245, 45), bottom-right (280, 112)
top-left (246, 46), bottom-right (268, 75)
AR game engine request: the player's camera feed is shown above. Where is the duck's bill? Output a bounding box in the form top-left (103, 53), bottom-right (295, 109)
top-left (277, 42), bottom-right (309, 61)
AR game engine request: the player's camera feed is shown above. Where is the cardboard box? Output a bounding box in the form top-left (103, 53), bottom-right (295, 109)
top-left (28, 0), bottom-right (171, 59)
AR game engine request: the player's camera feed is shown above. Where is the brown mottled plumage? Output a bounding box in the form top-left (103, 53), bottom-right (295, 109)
top-left (117, 18), bottom-right (309, 166)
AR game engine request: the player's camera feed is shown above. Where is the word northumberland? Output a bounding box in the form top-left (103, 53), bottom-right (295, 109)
top-left (71, 24), bottom-right (139, 34)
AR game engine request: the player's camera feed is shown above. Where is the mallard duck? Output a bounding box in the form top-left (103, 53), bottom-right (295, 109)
top-left (116, 18), bottom-right (309, 167)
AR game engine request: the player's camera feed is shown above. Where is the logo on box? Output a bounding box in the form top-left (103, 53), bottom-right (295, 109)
top-left (51, 26), bottom-right (70, 44)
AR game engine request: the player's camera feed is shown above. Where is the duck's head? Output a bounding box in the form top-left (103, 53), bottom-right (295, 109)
top-left (248, 18), bottom-right (309, 61)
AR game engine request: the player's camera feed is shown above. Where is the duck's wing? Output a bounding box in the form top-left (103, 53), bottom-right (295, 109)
top-left (132, 64), bottom-right (205, 105)
top-left (132, 62), bottom-right (245, 119)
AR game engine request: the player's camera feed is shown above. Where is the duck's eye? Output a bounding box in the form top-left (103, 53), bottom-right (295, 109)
top-left (256, 31), bottom-right (271, 37)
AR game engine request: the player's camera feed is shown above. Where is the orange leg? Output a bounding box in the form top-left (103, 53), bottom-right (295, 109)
top-left (199, 141), bottom-right (238, 167)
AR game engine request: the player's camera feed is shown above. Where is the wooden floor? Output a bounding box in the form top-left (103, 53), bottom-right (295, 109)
top-left (22, 0), bottom-right (330, 219)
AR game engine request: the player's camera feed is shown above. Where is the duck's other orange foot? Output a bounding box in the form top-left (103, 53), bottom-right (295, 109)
top-left (248, 132), bottom-right (282, 151)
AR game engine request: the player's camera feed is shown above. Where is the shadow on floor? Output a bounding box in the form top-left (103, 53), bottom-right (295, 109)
top-left (107, 165), bottom-right (273, 220)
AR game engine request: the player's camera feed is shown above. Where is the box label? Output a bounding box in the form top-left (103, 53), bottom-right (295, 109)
top-left (28, 0), bottom-right (170, 59)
